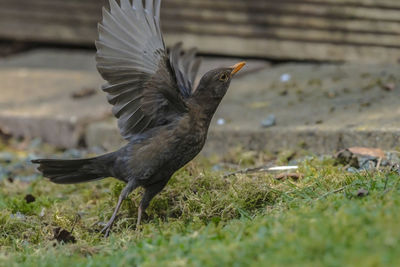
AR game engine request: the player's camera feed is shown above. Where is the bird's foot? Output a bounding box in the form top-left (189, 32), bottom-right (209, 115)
top-left (100, 220), bottom-right (114, 237)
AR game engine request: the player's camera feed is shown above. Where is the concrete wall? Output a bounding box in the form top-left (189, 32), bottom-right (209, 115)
top-left (1, 0), bottom-right (400, 63)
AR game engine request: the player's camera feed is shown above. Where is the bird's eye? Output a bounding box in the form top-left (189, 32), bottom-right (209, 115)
top-left (219, 73), bottom-right (229, 82)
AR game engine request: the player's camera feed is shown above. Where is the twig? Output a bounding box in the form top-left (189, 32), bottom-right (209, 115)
top-left (376, 157), bottom-right (382, 170)
top-left (223, 165), bottom-right (298, 178)
top-left (317, 186), bottom-right (348, 200)
top-left (223, 166), bottom-right (269, 178)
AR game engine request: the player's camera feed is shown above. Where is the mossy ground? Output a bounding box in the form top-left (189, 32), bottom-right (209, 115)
top-left (0, 143), bottom-right (400, 267)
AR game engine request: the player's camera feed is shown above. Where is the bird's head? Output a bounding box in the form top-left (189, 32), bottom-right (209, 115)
top-left (193, 62), bottom-right (246, 106)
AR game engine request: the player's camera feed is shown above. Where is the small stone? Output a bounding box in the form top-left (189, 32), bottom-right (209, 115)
top-left (357, 188), bottom-right (369, 197)
top-left (261, 115), bottom-right (276, 128)
top-left (280, 73), bottom-right (291, 83)
top-left (275, 172), bottom-right (303, 180)
top-left (358, 156), bottom-right (377, 171)
top-left (39, 208), bottom-right (46, 218)
top-left (24, 194), bottom-right (36, 203)
top-left (381, 83), bottom-right (395, 91)
top-left (216, 118), bottom-right (225, 125)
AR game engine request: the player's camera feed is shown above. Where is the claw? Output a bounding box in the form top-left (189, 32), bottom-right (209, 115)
top-left (100, 221), bottom-right (114, 237)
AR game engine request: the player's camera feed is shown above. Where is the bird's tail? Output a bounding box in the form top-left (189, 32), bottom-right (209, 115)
top-left (31, 152), bottom-right (116, 184)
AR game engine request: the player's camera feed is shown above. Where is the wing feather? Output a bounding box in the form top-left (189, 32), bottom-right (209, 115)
top-left (96, 0), bottom-right (201, 140)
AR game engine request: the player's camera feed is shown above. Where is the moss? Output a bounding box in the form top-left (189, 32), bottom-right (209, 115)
top-left (0, 147), bottom-right (400, 266)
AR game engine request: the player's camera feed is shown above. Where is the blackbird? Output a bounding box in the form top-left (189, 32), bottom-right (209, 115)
top-left (32, 0), bottom-right (245, 236)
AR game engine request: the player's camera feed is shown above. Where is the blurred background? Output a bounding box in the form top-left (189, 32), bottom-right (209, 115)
top-left (2, 2), bottom-right (400, 263)
top-left (1, 0), bottom-right (400, 62)
top-left (0, 0), bottom-right (399, 155)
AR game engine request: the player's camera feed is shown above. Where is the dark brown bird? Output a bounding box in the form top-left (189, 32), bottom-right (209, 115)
top-left (32, 0), bottom-right (245, 236)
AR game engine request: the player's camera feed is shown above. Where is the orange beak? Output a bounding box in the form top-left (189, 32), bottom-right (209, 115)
top-left (230, 62), bottom-right (246, 76)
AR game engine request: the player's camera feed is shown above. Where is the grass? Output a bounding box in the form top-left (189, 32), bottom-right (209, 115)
top-left (1, 148), bottom-right (400, 267)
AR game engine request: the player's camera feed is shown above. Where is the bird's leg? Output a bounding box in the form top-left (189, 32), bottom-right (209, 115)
top-left (101, 195), bottom-right (123, 237)
top-left (101, 180), bottom-right (136, 237)
top-left (136, 206), bottom-right (143, 229)
top-left (136, 180), bottom-right (168, 229)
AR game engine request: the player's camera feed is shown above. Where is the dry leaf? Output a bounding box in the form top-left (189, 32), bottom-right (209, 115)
top-left (53, 227), bottom-right (76, 243)
top-left (348, 147), bottom-right (385, 159)
top-left (275, 172), bottom-right (303, 180)
top-left (24, 194), bottom-right (35, 203)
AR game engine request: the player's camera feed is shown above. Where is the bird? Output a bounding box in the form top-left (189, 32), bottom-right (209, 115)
top-left (31, 0), bottom-right (245, 236)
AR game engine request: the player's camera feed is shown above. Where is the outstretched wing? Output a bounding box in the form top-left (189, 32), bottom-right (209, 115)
top-left (169, 42), bottom-right (202, 99)
top-left (96, 0), bottom-right (200, 140)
